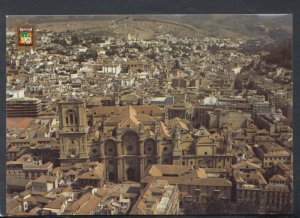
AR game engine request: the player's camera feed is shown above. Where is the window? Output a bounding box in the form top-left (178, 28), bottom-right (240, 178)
top-left (66, 117), bottom-right (69, 124)
top-left (204, 152), bottom-right (207, 155)
top-left (127, 145), bottom-right (133, 151)
top-left (163, 147), bottom-right (168, 152)
top-left (70, 114), bottom-right (74, 124)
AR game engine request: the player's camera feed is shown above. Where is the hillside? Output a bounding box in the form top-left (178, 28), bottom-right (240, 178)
top-left (6, 14), bottom-right (292, 41)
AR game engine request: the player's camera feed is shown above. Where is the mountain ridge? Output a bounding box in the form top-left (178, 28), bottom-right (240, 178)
top-left (6, 15), bottom-right (292, 42)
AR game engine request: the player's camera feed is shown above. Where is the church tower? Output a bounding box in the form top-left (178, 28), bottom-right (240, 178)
top-left (58, 99), bottom-right (89, 166)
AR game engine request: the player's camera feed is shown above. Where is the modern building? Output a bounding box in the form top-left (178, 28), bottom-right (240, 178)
top-left (7, 97), bottom-right (42, 117)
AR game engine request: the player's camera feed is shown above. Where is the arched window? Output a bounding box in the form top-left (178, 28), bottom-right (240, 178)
top-left (144, 138), bottom-right (156, 155)
top-left (70, 114), bottom-right (74, 124)
top-left (65, 110), bottom-right (78, 126)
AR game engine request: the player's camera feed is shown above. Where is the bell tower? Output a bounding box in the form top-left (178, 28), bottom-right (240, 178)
top-left (58, 99), bottom-right (89, 166)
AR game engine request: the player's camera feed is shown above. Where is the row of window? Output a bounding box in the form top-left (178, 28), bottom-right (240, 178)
top-left (266, 157), bottom-right (287, 161)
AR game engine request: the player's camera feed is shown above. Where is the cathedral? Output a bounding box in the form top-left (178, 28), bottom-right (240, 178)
top-left (58, 100), bottom-right (234, 183)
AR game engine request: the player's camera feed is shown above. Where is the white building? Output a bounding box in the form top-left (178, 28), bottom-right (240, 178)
top-left (102, 63), bottom-right (122, 75)
top-left (79, 47), bottom-right (88, 53)
top-left (121, 77), bottom-right (135, 88)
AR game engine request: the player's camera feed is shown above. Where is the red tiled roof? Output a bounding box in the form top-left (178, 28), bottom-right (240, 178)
top-left (6, 117), bottom-right (33, 129)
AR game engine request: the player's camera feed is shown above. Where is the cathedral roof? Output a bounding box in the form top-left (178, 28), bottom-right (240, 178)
top-left (90, 105), bottom-right (164, 116)
top-left (135, 114), bottom-right (155, 123)
top-left (102, 105), bottom-right (160, 129)
top-left (119, 116), bottom-right (140, 128)
top-left (159, 121), bottom-right (171, 138)
top-left (127, 105), bottom-right (137, 116)
top-left (169, 117), bottom-right (189, 132)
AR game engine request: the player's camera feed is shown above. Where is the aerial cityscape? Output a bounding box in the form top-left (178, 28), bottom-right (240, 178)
top-left (6, 15), bottom-right (293, 215)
